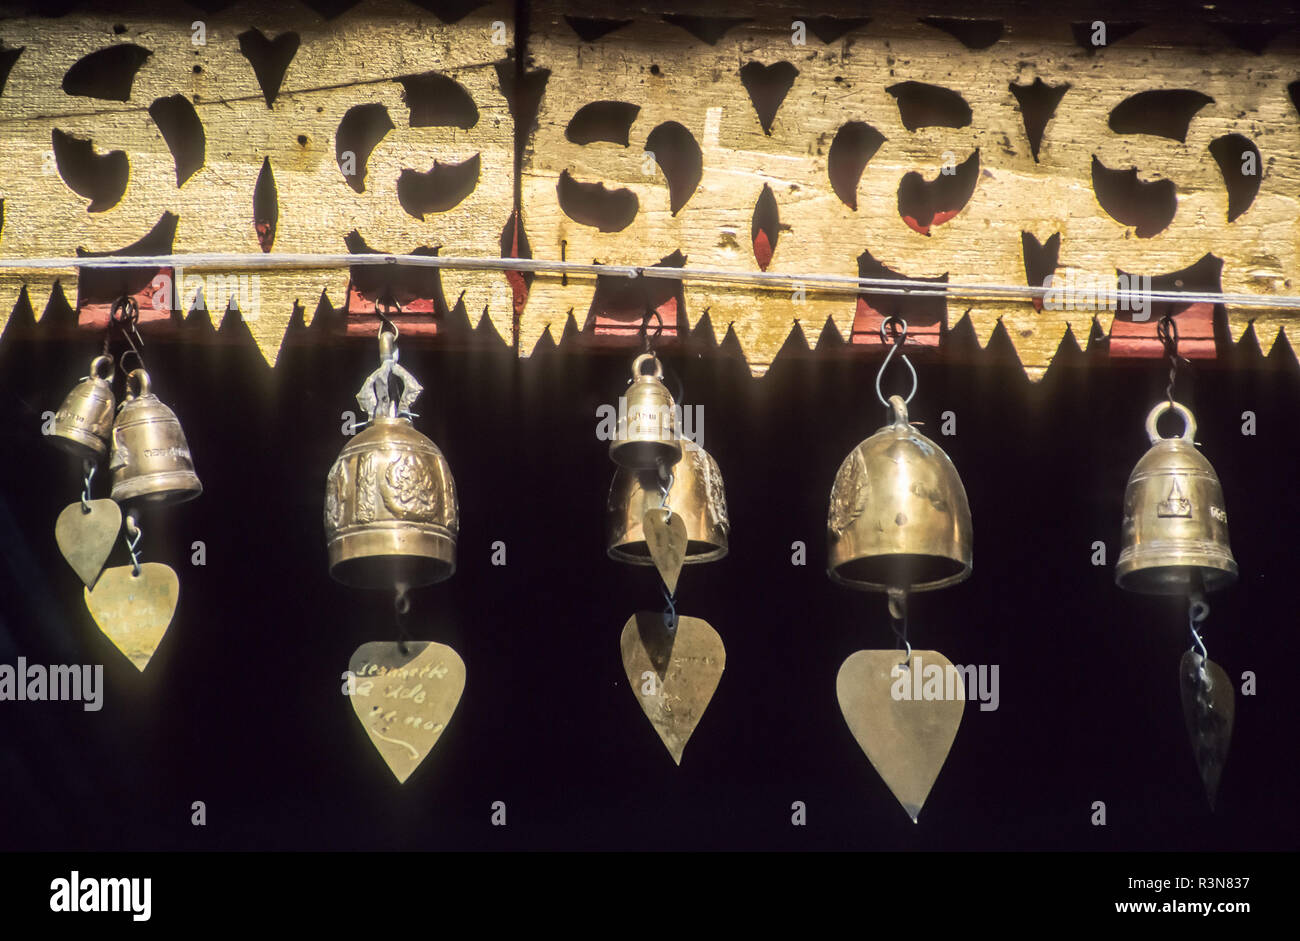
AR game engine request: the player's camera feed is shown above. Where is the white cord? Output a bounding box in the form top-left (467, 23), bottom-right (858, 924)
top-left (0, 251), bottom-right (1293, 310)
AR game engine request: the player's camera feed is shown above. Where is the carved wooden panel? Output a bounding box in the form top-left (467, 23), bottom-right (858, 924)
top-left (0, 0), bottom-right (516, 363)
top-left (520, 2), bottom-right (1300, 377)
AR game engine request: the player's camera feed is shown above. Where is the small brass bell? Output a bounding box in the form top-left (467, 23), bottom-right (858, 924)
top-left (1116, 401), bottom-right (1236, 595)
top-left (828, 394), bottom-right (972, 592)
top-left (49, 355), bottom-right (116, 463)
top-left (109, 369), bottom-right (203, 506)
top-left (609, 353), bottom-right (683, 471)
top-left (607, 444), bottom-right (729, 564)
top-left (325, 331), bottom-right (458, 590)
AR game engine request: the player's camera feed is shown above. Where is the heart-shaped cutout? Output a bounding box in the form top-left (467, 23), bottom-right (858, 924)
top-left (55, 498), bottom-right (121, 588)
top-left (620, 612), bottom-right (725, 765)
top-left (837, 649), bottom-right (964, 822)
top-left (348, 641), bottom-right (465, 784)
top-left (1179, 651), bottom-right (1234, 810)
top-left (643, 507), bottom-right (687, 594)
top-left (84, 562), bottom-right (179, 672)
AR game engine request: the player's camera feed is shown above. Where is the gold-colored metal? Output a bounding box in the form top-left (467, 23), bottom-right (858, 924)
top-left (83, 562), bottom-right (179, 672)
top-left (607, 446), bottom-right (729, 565)
top-left (108, 369), bottom-right (203, 506)
top-left (325, 332), bottom-right (458, 589)
top-left (643, 507), bottom-right (687, 593)
top-left (1116, 401), bottom-right (1237, 594)
top-left (828, 395), bottom-right (972, 592)
top-left (1179, 650), bottom-right (1234, 810)
top-left (49, 356), bottom-right (116, 462)
top-left (55, 499), bottom-right (121, 588)
top-left (619, 612), bottom-right (725, 765)
top-left (609, 353), bottom-right (683, 470)
top-left (836, 649), bottom-right (965, 823)
top-left (347, 640), bottom-right (466, 784)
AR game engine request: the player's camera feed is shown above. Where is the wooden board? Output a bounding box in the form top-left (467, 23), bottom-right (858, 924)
top-left (521, 1), bottom-right (1300, 376)
top-left (0, 0), bottom-right (516, 363)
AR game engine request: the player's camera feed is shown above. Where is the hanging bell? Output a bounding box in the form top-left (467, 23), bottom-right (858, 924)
top-left (828, 395), bottom-right (972, 592)
top-left (325, 331), bottom-right (458, 590)
top-left (49, 355), bottom-right (117, 463)
top-left (609, 353), bottom-right (683, 471)
top-left (109, 369), bottom-right (203, 506)
top-left (1116, 401), bottom-right (1236, 595)
top-left (607, 444), bottom-right (729, 564)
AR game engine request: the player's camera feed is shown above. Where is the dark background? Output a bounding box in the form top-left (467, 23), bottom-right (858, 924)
top-left (0, 302), bottom-right (1296, 853)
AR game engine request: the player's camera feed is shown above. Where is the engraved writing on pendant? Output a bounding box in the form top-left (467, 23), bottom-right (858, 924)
top-left (836, 649), bottom-right (965, 822)
top-left (619, 612), bottom-right (725, 765)
top-left (55, 498), bottom-right (121, 588)
top-left (643, 507), bottom-right (688, 594)
top-left (348, 640), bottom-right (466, 784)
top-left (1179, 651), bottom-right (1234, 810)
top-left (83, 562), bottom-right (179, 672)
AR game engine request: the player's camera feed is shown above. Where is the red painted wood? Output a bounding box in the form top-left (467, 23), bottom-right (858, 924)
top-left (1109, 302), bottom-right (1215, 359)
top-left (77, 268), bottom-right (174, 329)
top-left (851, 296), bottom-right (942, 347)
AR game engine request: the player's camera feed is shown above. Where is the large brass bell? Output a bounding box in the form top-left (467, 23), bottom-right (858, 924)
top-left (609, 353), bottom-right (682, 471)
top-left (607, 444), bottom-right (729, 564)
top-left (49, 355), bottom-right (117, 462)
top-left (828, 394), bottom-right (972, 591)
top-left (109, 369), bottom-right (203, 506)
top-left (1116, 400), bottom-right (1236, 594)
top-left (325, 331), bottom-right (458, 590)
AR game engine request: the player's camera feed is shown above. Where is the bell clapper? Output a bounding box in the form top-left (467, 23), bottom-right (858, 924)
top-left (887, 587), bottom-right (912, 668)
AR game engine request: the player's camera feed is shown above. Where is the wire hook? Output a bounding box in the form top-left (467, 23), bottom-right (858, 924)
top-left (639, 305), bottom-right (664, 352)
top-left (875, 316), bottom-right (918, 412)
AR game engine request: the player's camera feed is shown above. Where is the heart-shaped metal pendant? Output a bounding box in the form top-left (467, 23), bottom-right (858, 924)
top-left (643, 507), bottom-right (687, 594)
top-left (619, 611), bottom-right (725, 765)
top-left (348, 641), bottom-right (466, 784)
top-left (1179, 650), bottom-right (1234, 810)
top-left (84, 562), bottom-right (179, 672)
top-left (836, 649), bottom-right (965, 822)
top-left (55, 499), bottom-right (121, 588)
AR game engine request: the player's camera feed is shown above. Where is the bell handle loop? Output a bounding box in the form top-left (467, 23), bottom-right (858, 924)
top-left (124, 368), bottom-right (151, 401)
top-left (632, 352), bottom-right (663, 381)
top-left (1144, 400), bottom-right (1196, 445)
top-left (875, 316), bottom-right (918, 414)
top-left (887, 394), bottom-right (910, 429)
top-left (89, 355), bottom-right (114, 382)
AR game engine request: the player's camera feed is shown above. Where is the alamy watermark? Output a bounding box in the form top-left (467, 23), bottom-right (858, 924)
top-left (50, 871), bottom-right (150, 921)
top-left (149, 267), bottom-right (262, 321)
top-left (1042, 272), bottom-right (1153, 321)
top-left (891, 657), bottom-right (999, 712)
top-left (0, 659), bottom-right (103, 711)
top-left (595, 400), bottom-right (705, 451)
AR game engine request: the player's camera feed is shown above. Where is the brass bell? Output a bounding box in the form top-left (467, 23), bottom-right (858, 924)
top-left (49, 355), bottom-right (116, 462)
top-left (109, 369), bottom-right (203, 506)
top-left (325, 332), bottom-right (458, 590)
top-left (609, 353), bottom-right (683, 471)
top-left (1116, 401), bottom-right (1236, 594)
top-left (607, 444), bottom-right (729, 564)
top-left (828, 394), bottom-right (972, 592)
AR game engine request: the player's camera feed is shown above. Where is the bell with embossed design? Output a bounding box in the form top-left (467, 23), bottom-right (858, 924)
top-left (828, 394), bottom-right (972, 592)
top-left (109, 368), bottom-right (202, 506)
top-left (325, 330), bottom-right (458, 590)
top-left (609, 352), bottom-right (683, 471)
top-left (49, 355), bottom-right (117, 463)
top-left (1116, 400), bottom-right (1236, 595)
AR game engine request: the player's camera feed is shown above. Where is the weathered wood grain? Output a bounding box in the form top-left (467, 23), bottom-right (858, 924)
top-left (0, 0), bottom-right (515, 362)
